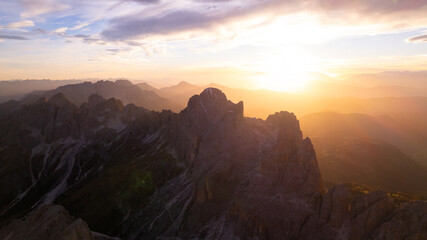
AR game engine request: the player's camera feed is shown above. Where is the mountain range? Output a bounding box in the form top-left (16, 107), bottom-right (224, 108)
top-left (0, 88), bottom-right (426, 239)
top-left (300, 112), bottom-right (427, 167)
top-left (2, 80), bottom-right (426, 196)
top-left (2, 80), bottom-right (426, 186)
top-left (2, 78), bottom-right (426, 118)
top-left (135, 80), bottom-right (427, 118)
top-left (0, 80), bottom-right (181, 118)
top-left (0, 79), bottom-right (85, 103)
top-left (136, 82), bottom-right (427, 192)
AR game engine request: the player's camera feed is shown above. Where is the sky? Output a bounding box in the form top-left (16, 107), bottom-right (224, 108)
top-left (0, 0), bottom-right (427, 91)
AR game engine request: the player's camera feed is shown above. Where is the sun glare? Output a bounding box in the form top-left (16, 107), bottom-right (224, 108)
top-left (255, 47), bottom-right (316, 93)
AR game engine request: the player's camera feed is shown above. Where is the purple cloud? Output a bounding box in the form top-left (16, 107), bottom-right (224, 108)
top-left (0, 34), bottom-right (29, 40)
top-left (407, 34), bottom-right (427, 43)
top-left (102, 10), bottom-right (219, 41)
top-left (133, 0), bottom-right (160, 3)
top-left (74, 34), bottom-right (90, 38)
top-left (19, 0), bottom-right (69, 18)
top-left (100, 0), bottom-right (427, 42)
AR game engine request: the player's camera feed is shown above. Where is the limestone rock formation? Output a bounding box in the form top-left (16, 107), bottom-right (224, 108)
top-left (0, 88), bottom-right (426, 239)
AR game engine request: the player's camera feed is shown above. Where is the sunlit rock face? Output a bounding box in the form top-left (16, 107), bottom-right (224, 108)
top-left (0, 88), bottom-right (426, 240)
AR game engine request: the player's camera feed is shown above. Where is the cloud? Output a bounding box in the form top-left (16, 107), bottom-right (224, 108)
top-left (7, 20), bottom-right (35, 29)
top-left (101, 0), bottom-right (286, 41)
top-left (133, 0), bottom-right (160, 4)
top-left (108, 0), bottom-right (161, 11)
top-left (0, 20), bottom-right (35, 32)
top-left (20, 0), bottom-right (69, 18)
top-left (83, 37), bottom-right (106, 45)
top-left (32, 28), bottom-right (48, 34)
top-left (407, 34), bottom-right (427, 43)
top-left (102, 10), bottom-right (220, 41)
top-left (69, 22), bottom-right (90, 31)
top-left (106, 48), bottom-right (133, 54)
top-left (74, 34), bottom-right (90, 38)
top-left (194, 0), bottom-right (234, 2)
top-left (0, 34), bottom-right (29, 40)
top-left (313, 0), bottom-right (427, 14)
top-left (100, 0), bottom-right (427, 42)
top-left (54, 27), bottom-right (68, 34)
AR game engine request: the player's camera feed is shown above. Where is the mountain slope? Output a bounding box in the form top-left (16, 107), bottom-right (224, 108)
top-left (300, 112), bottom-right (427, 167)
top-left (0, 79), bottom-right (85, 103)
top-left (22, 80), bottom-right (180, 112)
top-left (136, 82), bottom-right (159, 93)
top-left (156, 81), bottom-right (199, 98)
top-left (310, 137), bottom-right (427, 196)
top-left (0, 89), bottom-right (426, 239)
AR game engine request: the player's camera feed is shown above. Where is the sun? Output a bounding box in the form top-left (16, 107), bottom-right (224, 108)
top-left (255, 47), bottom-right (316, 93)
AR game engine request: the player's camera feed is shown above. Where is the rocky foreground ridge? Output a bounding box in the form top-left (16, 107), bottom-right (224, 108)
top-left (0, 205), bottom-right (119, 240)
top-left (0, 88), bottom-right (426, 239)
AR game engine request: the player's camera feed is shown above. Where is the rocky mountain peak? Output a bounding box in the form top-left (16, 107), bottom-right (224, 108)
top-left (35, 96), bottom-right (48, 104)
top-left (88, 94), bottom-right (106, 106)
top-left (104, 98), bottom-right (125, 112)
top-left (182, 88), bottom-right (244, 133)
top-left (267, 111), bottom-right (300, 131)
top-left (82, 94), bottom-right (125, 114)
top-left (177, 81), bottom-right (193, 87)
top-left (85, 94), bottom-right (124, 112)
top-left (187, 88), bottom-right (228, 110)
top-left (200, 87), bottom-right (227, 101)
top-left (2, 86), bottom-right (427, 240)
top-left (47, 93), bottom-right (74, 107)
top-left (259, 111), bottom-right (323, 195)
top-left (266, 111), bottom-right (303, 142)
top-left (186, 88), bottom-right (242, 115)
top-left (114, 79), bottom-right (133, 86)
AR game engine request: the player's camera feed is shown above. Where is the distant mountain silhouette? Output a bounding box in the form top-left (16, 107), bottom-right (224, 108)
top-left (300, 112), bottom-right (427, 168)
top-left (156, 81), bottom-right (198, 98)
top-left (311, 137), bottom-right (427, 196)
top-left (340, 71), bottom-right (427, 88)
top-left (0, 79), bottom-right (85, 103)
top-left (138, 82), bottom-right (427, 118)
top-left (136, 82), bottom-right (159, 93)
top-left (21, 80), bottom-right (180, 112)
top-left (304, 79), bottom-right (427, 98)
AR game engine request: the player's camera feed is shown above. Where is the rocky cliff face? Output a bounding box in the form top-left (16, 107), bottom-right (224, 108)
top-left (0, 88), bottom-right (426, 239)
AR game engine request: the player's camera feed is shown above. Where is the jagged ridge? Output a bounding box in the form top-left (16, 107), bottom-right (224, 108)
top-left (0, 88), bottom-right (425, 240)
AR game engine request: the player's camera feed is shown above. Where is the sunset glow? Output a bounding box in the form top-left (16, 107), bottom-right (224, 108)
top-left (0, 0), bottom-right (427, 90)
top-left (254, 46), bottom-right (317, 92)
top-left (1, 1), bottom-right (427, 238)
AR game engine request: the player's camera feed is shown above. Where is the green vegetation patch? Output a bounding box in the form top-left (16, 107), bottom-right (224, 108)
top-left (129, 170), bottom-right (154, 196)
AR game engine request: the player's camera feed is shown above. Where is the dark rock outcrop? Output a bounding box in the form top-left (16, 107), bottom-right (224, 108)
top-left (0, 204), bottom-right (119, 240)
top-left (370, 201), bottom-right (427, 240)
